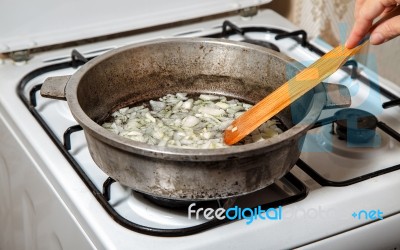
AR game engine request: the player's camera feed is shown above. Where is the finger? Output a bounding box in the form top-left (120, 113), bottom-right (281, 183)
top-left (346, 0), bottom-right (392, 48)
top-left (383, 5), bottom-right (397, 13)
top-left (355, 0), bottom-right (367, 19)
top-left (359, 0), bottom-right (400, 22)
top-left (355, 0), bottom-right (390, 34)
top-left (370, 13), bottom-right (400, 44)
top-left (379, 5), bottom-right (397, 18)
top-left (347, 0), bottom-right (400, 48)
top-left (345, 25), bottom-right (369, 48)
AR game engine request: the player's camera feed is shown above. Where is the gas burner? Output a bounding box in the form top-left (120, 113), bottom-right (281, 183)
top-left (334, 108), bottom-right (378, 144)
top-left (140, 193), bottom-right (223, 210)
top-left (312, 114), bottom-right (388, 159)
top-left (241, 39), bottom-right (280, 52)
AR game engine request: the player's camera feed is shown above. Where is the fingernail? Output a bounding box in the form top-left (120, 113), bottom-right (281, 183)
top-left (370, 33), bottom-right (385, 44)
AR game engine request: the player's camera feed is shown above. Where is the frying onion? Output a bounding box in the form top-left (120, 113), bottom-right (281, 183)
top-left (102, 93), bottom-right (283, 149)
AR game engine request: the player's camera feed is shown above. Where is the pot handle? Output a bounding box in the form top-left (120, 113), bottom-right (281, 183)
top-left (322, 83), bottom-right (351, 109)
top-left (40, 75), bottom-right (71, 101)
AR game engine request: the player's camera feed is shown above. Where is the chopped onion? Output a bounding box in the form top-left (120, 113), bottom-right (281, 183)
top-left (102, 93), bottom-right (283, 149)
top-left (149, 100), bottom-right (166, 111)
top-left (181, 99), bottom-right (194, 110)
top-left (199, 94), bottom-right (220, 101)
top-left (199, 106), bottom-right (226, 116)
top-left (182, 115), bottom-right (200, 128)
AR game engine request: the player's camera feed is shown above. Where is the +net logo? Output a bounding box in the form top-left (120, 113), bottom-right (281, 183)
top-left (352, 209), bottom-right (384, 220)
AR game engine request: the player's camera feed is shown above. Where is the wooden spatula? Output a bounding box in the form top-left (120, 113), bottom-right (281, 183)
top-left (224, 40), bottom-right (369, 145)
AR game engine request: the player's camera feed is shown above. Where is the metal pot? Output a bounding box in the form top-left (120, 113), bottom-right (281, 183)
top-left (40, 38), bottom-right (350, 200)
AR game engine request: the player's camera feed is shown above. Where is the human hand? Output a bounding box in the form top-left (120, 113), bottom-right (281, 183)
top-left (346, 0), bottom-right (400, 48)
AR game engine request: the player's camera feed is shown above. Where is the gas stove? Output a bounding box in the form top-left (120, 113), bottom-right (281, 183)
top-left (1, 5), bottom-right (400, 250)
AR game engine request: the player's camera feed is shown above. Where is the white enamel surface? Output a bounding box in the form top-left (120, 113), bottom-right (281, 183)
top-left (0, 0), bottom-right (271, 53)
top-left (1, 9), bottom-right (400, 249)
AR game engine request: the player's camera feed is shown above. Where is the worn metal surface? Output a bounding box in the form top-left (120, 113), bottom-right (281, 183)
top-left (41, 38), bottom-right (349, 200)
top-left (40, 75), bottom-right (70, 100)
top-left (322, 82), bottom-right (351, 109)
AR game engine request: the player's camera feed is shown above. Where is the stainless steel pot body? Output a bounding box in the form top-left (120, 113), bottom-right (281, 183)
top-left (41, 38), bottom-right (350, 200)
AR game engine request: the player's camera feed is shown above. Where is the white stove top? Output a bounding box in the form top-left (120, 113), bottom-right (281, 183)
top-left (1, 9), bottom-right (400, 250)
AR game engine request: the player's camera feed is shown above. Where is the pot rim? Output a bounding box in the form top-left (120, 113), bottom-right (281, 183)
top-left (66, 38), bottom-right (326, 161)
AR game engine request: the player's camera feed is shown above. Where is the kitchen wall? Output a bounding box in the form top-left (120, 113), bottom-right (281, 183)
top-left (263, 0), bottom-right (400, 85)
